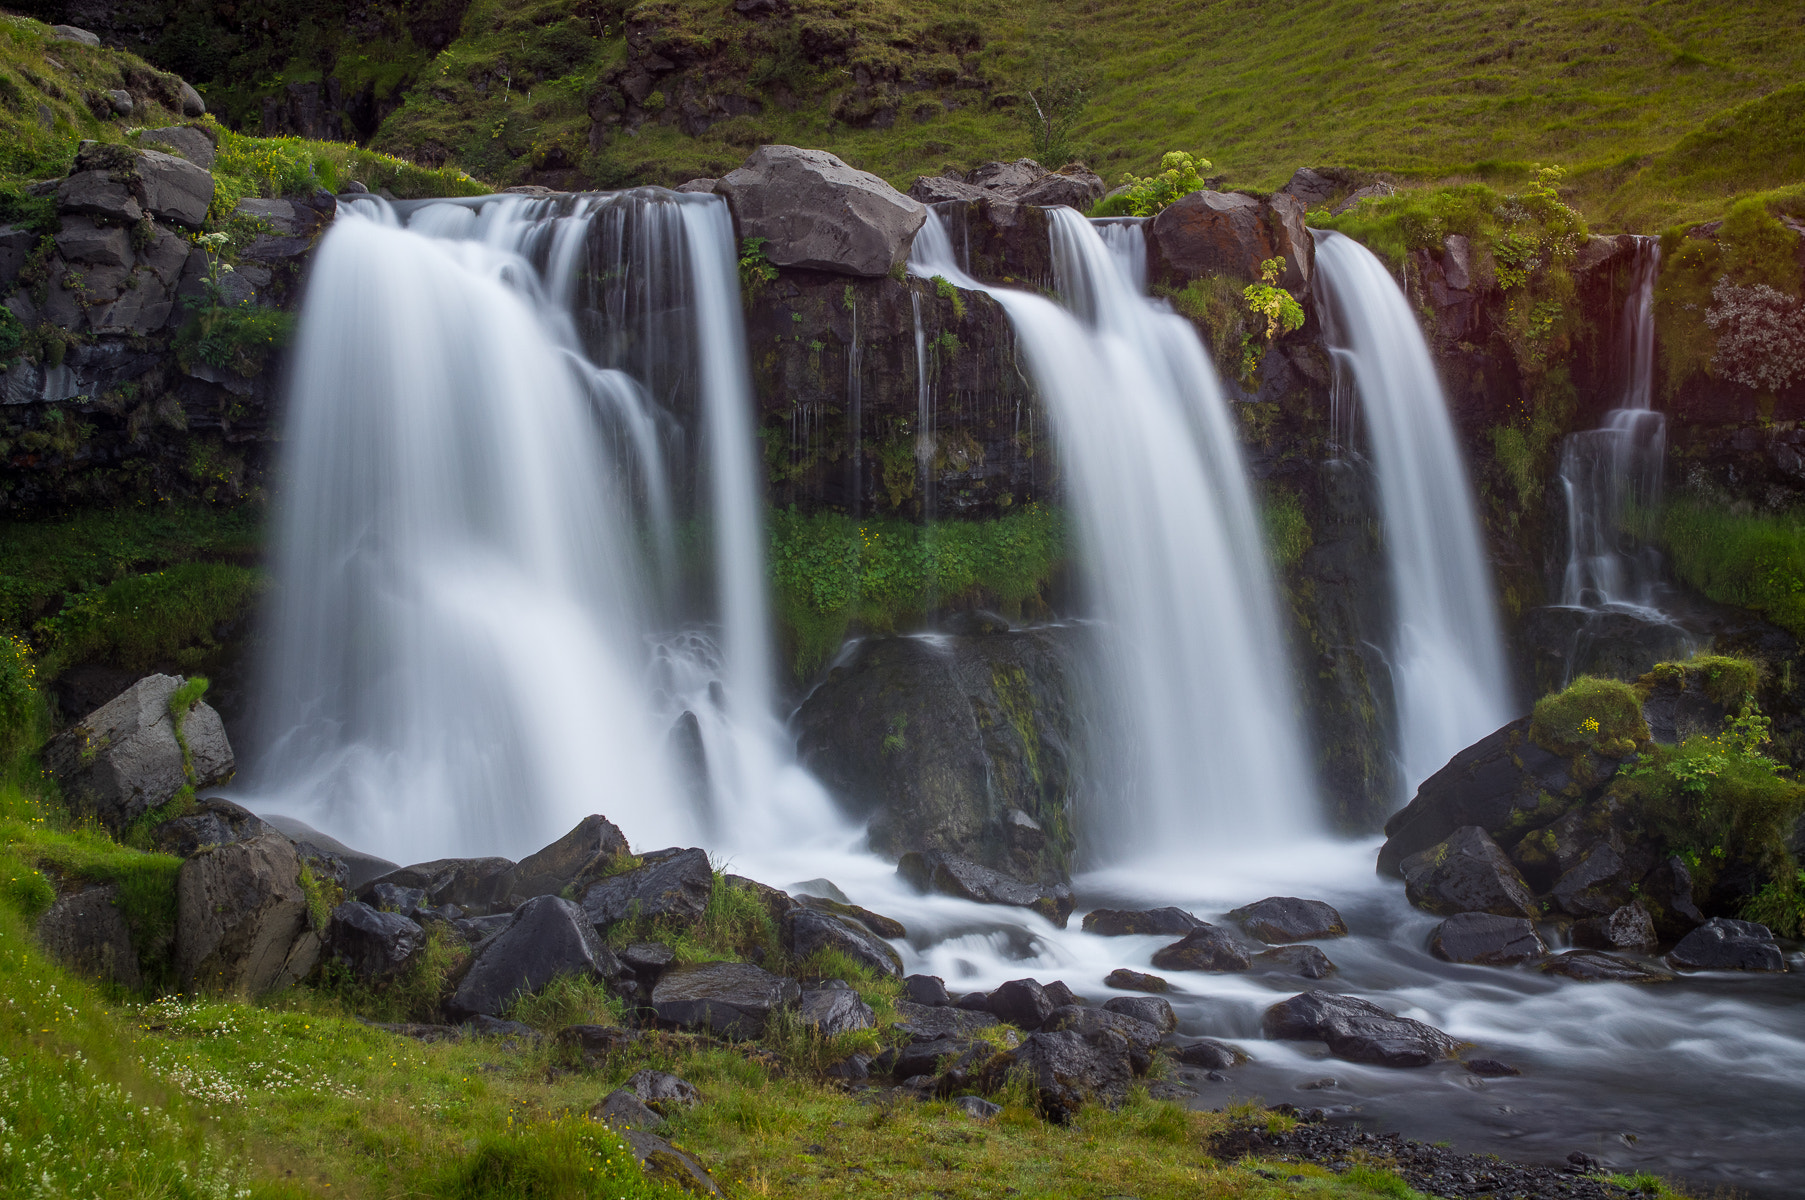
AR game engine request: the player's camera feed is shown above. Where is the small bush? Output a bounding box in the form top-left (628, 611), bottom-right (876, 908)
top-left (1743, 867), bottom-right (1805, 938)
top-left (1529, 675), bottom-right (1647, 758)
top-left (1092, 150), bottom-right (1211, 218)
top-left (432, 1117), bottom-right (685, 1199)
top-left (506, 972), bottom-right (623, 1032)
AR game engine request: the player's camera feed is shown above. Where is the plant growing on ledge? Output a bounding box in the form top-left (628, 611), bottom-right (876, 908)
top-left (172, 232), bottom-right (295, 379)
top-left (1092, 150), bottom-right (1212, 218)
top-left (739, 236), bottom-right (778, 298)
top-left (1239, 257), bottom-right (1304, 380)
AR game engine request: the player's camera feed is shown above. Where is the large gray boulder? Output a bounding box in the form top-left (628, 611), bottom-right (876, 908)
top-left (798, 985), bottom-right (875, 1036)
top-left (60, 143), bottom-right (213, 229)
top-left (177, 833), bottom-right (319, 995)
top-left (323, 901), bottom-right (424, 980)
top-left (581, 847), bottom-right (713, 928)
top-left (37, 885), bottom-right (141, 988)
top-left (891, 998), bottom-right (999, 1042)
top-left (506, 814), bottom-right (630, 901)
top-left (449, 895), bottom-right (622, 1018)
top-left (1039, 1004), bottom-right (1163, 1074)
top-left (1667, 918), bottom-right (1785, 972)
top-left (1102, 994), bottom-right (1177, 1034)
top-left (650, 960), bottom-right (800, 1038)
top-left (1228, 896), bottom-right (1347, 943)
top-left (362, 857), bottom-right (516, 915)
top-left (1150, 924), bottom-right (1253, 972)
top-left (983, 1028), bottom-right (1133, 1122)
top-left (1400, 826), bottom-right (1538, 919)
top-left (716, 145), bottom-right (925, 277)
top-left (785, 906), bottom-right (902, 976)
top-left (1262, 990), bottom-right (1457, 1068)
top-left (897, 850), bottom-right (1074, 927)
top-left (133, 149), bottom-right (214, 226)
top-left (1429, 912), bottom-right (1548, 966)
top-left (45, 674), bottom-right (234, 834)
top-left (152, 797), bottom-right (275, 858)
top-left (141, 126), bottom-right (216, 170)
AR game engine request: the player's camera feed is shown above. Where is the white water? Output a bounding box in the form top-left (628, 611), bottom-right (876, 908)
top-left (1558, 238), bottom-right (1670, 614)
top-left (910, 208), bottom-right (1317, 860)
top-left (1312, 231), bottom-right (1511, 793)
top-left (248, 192), bottom-right (846, 863)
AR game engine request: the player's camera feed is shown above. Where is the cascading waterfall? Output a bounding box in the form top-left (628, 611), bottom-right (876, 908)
top-left (1312, 231), bottom-right (1510, 793)
top-left (251, 191), bottom-right (839, 863)
top-left (1557, 238), bottom-right (1668, 612)
top-left (910, 208), bottom-right (1317, 860)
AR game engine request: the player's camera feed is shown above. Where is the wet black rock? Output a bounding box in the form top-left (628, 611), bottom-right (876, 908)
top-left (1463, 1058), bottom-right (1521, 1077)
top-left (1639, 855), bottom-right (1706, 937)
top-left (1251, 945), bottom-right (1338, 978)
top-left (1104, 967), bottom-right (1169, 992)
top-left (1102, 995), bottom-right (1177, 1033)
top-left (1550, 838), bottom-right (1652, 918)
top-left (620, 941), bottom-right (676, 980)
top-left (1150, 924), bottom-right (1253, 972)
top-left (582, 847), bottom-right (714, 928)
top-left (1228, 897), bottom-right (1348, 943)
top-left (897, 851), bottom-right (1075, 926)
top-left (786, 905), bottom-right (903, 976)
top-left (799, 986), bottom-right (876, 1036)
top-left (1538, 949), bottom-right (1675, 983)
top-left (797, 894), bottom-right (907, 939)
top-left (323, 901), bottom-right (423, 980)
top-left (1429, 912), bottom-right (1548, 966)
top-left (153, 797), bottom-right (275, 858)
top-left (1081, 906), bottom-right (1203, 936)
top-left (1262, 990), bottom-right (1458, 1068)
top-left (369, 881), bottom-right (427, 918)
top-left (506, 814), bottom-right (630, 901)
top-left (1040, 1004), bottom-right (1161, 1073)
top-left (892, 999), bottom-right (1000, 1042)
top-left (985, 978), bottom-right (1056, 1028)
top-left (448, 896), bottom-right (623, 1018)
top-left (1042, 979), bottom-right (1079, 1008)
top-left (983, 1029), bottom-right (1133, 1122)
top-left (825, 1053), bottom-right (872, 1081)
top-left (650, 961), bottom-right (801, 1038)
top-left (1400, 826), bottom-right (1538, 918)
top-left (1172, 1038), bottom-right (1246, 1070)
top-left (1571, 902), bottom-right (1658, 951)
top-left (364, 856), bottom-right (517, 915)
top-left (1666, 917), bottom-right (1785, 972)
top-left (903, 973), bottom-right (952, 1005)
top-left (893, 1036), bottom-right (987, 1083)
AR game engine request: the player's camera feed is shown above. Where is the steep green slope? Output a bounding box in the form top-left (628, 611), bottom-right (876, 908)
top-left (19, 0), bottom-right (1805, 228)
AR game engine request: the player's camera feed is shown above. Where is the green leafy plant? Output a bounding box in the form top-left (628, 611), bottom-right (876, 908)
top-left (932, 275), bottom-right (966, 319)
top-left (739, 236), bottom-right (778, 297)
top-left (1093, 150), bottom-right (1212, 218)
top-left (1236, 257), bottom-right (1304, 380)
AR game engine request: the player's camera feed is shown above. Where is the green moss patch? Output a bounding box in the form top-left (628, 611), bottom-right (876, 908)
top-left (1529, 675), bottom-right (1647, 758)
top-left (770, 505), bottom-right (1065, 677)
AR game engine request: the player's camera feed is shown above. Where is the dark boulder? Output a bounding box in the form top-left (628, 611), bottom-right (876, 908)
top-left (785, 905), bottom-right (902, 976)
top-left (956, 1095), bottom-right (1001, 1120)
top-left (448, 896), bottom-right (622, 1018)
top-left (893, 1036), bottom-right (985, 1082)
top-left (984, 977), bottom-right (1055, 1028)
top-left (797, 894), bottom-right (907, 939)
top-left (618, 1128), bottom-right (721, 1196)
top-left (582, 847), bottom-right (713, 928)
top-left (1539, 950), bottom-right (1676, 983)
top-left (1378, 718), bottom-right (1604, 876)
top-left (260, 814), bottom-right (399, 889)
top-left (716, 144), bottom-right (925, 277)
top-left (505, 814), bottom-right (629, 901)
top-left (891, 998), bottom-right (999, 1042)
top-left (1250, 945), bottom-right (1337, 979)
top-left (1081, 906), bottom-right (1203, 936)
top-left (983, 1029), bottom-right (1133, 1122)
top-left (153, 797), bottom-right (275, 858)
top-left (797, 628), bottom-right (1084, 885)
top-left (1429, 913), bottom-right (1548, 966)
top-left (323, 901), bottom-right (423, 980)
top-left (1262, 991), bottom-right (1457, 1068)
top-left (1228, 896), bottom-right (1348, 943)
top-left (798, 986), bottom-right (876, 1036)
top-left (1102, 995), bottom-right (1177, 1033)
top-left (1400, 826), bottom-right (1538, 918)
top-left (1571, 902), bottom-right (1658, 951)
top-left (650, 961), bottom-right (800, 1037)
top-left (1040, 1004), bottom-right (1162, 1073)
top-left (1150, 924), bottom-right (1252, 972)
top-left (37, 885), bottom-right (141, 988)
top-left (1104, 967), bottom-right (1169, 993)
top-left (1549, 838), bottom-right (1653, 918)
top-left (367, 881), bottom-right (426, 917)
top-left (176, 833), bottom-right (319, 996)
top-left (903, 973), bottom-right (952, 1006)
top-left (364, 857), bottom-right (517, 916)
top-left (1640, 856), bottom-right (1706, 937)
top-left (897, 851), bottom-right (1074, 927)
top-left (1042, 979), bottom-right (1079, 1008)
top-left (1149, 190), bottom-right (1277, 287)
top-left (1667, 918), bottom-right (1786, 972)
top-left (620, 941), bottom-right (677, 981)
top-left (1173, 1038), bottom-right (1246, 1070)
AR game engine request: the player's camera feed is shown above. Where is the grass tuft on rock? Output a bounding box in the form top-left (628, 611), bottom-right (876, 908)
top-left (1529, 675), bottom-right (1647, 759)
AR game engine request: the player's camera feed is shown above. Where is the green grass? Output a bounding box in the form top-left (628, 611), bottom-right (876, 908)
top-left (32, 560), bottom-right (265, 678)
top-left (1655, 497), bottom-right (1805, 639)
top-left (770, 503), bottom-right (1065, 676)
top-left (1529, 674), bottom-right (1647, 758)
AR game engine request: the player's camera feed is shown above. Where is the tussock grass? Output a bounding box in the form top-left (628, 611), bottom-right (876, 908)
top-left (1656, 497), bottom-right (1805, 639)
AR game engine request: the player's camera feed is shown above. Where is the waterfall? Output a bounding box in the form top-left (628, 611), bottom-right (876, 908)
top-left (1557, 238), bottom-right (1668, 612)
top-left (252, 191), bottom-right (838, 863)
top-left (1312, 231), bottom-right (1510, 793)
top-left (910, 208), bottom-right (1318, 860)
